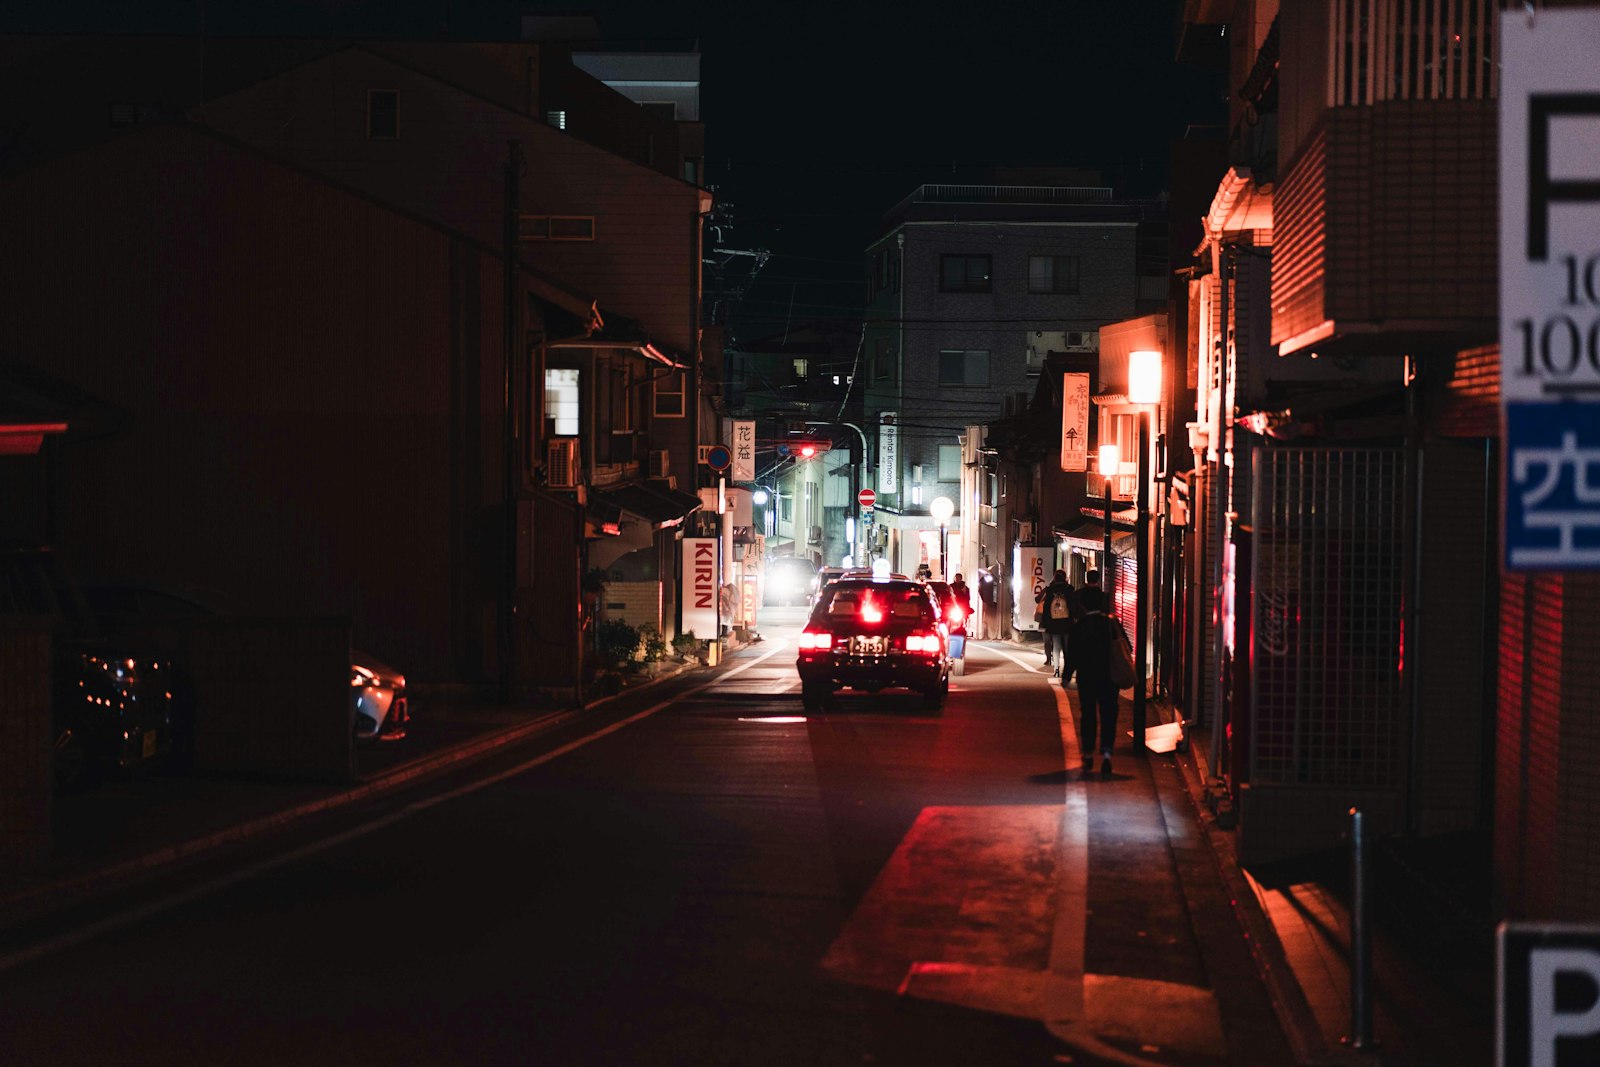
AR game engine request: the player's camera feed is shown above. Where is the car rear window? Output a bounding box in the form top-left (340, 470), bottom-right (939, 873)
top-left (815, 582), bottom-right (933, 622)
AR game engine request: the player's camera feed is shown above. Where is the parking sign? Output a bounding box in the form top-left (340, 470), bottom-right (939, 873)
top-left (1501, 10), bottom-right (1600, 570)
top-left (1499, 923), bottom-right (1600, 1067)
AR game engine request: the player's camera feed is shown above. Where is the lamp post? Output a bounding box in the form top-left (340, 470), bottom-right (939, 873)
top-left (1097, 444), bottom-right (1118, 595)
top-left (1128, 349), bottom-right (1163, 755)
top-left (930, 495), bottom-right (954, 580)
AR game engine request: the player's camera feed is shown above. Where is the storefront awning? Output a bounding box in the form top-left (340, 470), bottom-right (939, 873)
top-left (1056, 520), bottom-right (1136, 557)
top-left (591, 480), bottom-right (702, 531)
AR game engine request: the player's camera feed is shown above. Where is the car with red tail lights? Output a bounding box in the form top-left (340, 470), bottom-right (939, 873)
top-left (795, 577), bottom-right (951, 712)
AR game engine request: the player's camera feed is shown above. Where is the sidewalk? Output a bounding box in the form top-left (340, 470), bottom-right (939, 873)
top-left (999, 629), bottom-right (1495, 1065)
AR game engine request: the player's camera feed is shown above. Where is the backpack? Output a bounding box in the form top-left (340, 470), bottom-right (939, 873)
top-left (1048, 591), bottom-right (1071, 620)
top-left (1109, 621), bottom-right (1137, 688)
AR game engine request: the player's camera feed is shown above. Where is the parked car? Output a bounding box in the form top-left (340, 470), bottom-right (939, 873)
top-left (795, 577), bottom-right (951, 712)
top-left (82, 581), bottom-right (408, 748)
top-left (0, 546), bottom-right (179, 790)
top-left (765, 556), bottom-right (818, 606)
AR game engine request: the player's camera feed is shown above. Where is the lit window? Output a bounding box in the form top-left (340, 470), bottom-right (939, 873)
top-left (910, 485), bottom-right (924, 505)
top-left (544, 368), bottom-right (580, 436)
top-left (653, 371), bottom-right (686, 418)
top-left (938, 444), bottom-right (961, 481)
top-left (793, 358), bottom-right (809, 379)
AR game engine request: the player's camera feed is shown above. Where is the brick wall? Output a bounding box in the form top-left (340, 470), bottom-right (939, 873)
top-left (603, 581), bottom-right (663, 636)
top-left (0, 623), bottom-right (52, 872)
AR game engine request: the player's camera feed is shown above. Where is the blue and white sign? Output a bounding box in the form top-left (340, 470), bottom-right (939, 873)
top-left (1500, 10), bottom-right (1600, 570)
top-left (1506, 404), bottom-right (1600, 568)
top-left (1499, 922), bottom-right (1600, 1067)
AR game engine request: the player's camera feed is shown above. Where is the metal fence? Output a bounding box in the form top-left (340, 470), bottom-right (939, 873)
top-left (1250, 447), bottom-right (1407, 790)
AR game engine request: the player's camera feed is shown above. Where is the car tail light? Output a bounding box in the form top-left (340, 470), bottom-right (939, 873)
top-left (904, 632), bottom-right (939, 653)
top-left (798, 630), bottom-right (834, 651)
top-left (859, 597), bottom-right (883, 624)
top-left (947, 606), bottom-right (965, 625)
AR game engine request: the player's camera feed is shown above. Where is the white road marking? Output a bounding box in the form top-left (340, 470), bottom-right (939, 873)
top-left (0, 640), bottom-right (793, 975)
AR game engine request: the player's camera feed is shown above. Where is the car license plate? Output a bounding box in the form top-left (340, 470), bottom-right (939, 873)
top-left (141, 730), bottom-right (158, 759)
top-left (852, 636), bottom-right (886, 655)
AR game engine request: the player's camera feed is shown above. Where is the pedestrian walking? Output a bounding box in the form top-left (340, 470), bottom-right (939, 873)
top-left (1063, 585), bottom-right (1127, 778)
top-left (1035, 569), bottom-right (1075, 676)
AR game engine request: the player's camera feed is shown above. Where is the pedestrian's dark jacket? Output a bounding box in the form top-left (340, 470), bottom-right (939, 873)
top-left (1036, 579), bottom-right (1075, 634)
top-left (1064, 610), bottom-right (1127, 689)
top-left (949, 580), bottom-right (974, 614)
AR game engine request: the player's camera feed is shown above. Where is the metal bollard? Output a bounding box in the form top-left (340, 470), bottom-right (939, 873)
top-left (1346, 806), bottom-right (1375, 1050)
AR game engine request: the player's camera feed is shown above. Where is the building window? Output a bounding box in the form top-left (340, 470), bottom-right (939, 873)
top-left (873, 338), bottom-right (895, 383)
top-left (780, 493), bottom-right (793, 523)
top-left (910, 485), bottom-right (924, 506)
top-left (367, 90), bottom-right (398, 139)
top-left (939, 254), bottom-right (991, 293)
top-left (546, 109), bottom-right (567, 130)
top-left (792, 358), bottom-right (809, 380)
top-left (938, 349), bottom-right (990, 387)
top-left (1029, 254), bottom-right (1080, 294)
top-left (544, 368), bottom-right (580, 436)
top-left (684, 158), bottom-right (700, 185)
top-left (518, 215), bottom-right (596, 242)
top-left (653, 370), bottom-right (686, 418)
top-left (938, 444), bottom-right (962, 481)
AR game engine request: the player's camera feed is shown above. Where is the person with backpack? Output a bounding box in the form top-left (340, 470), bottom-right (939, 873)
top-left (1063, 585), bottom-right (1131, 778)
top-left (1035, 569), bottom-right (1075, 676)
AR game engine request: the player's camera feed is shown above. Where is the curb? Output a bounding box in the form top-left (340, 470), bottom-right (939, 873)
top-left (1173, 737), bottom-right (1329, 1065)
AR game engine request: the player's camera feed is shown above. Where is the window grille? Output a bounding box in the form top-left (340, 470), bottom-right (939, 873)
top-left (1330, 0), bottom-right (1500, 106)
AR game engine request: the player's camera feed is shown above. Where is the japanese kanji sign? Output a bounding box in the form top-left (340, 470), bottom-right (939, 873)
top-left (1060, 372), bottom-right (1090, 472)
top-left (732, 420), bottom-right (755, 482)
top-left (1500, 9), bottom-right (1600, 570)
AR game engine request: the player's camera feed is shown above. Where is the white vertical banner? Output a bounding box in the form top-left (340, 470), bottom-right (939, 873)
top-left (682, 537), bottom-right (719, 637)
top-left (1014, 545), bottom-right (1052, 632)
top-left (878, 412), bottom-right (898, 494)
top-left (732, 419), bottom-right (756, 482)
top-left (1060, 372), bottom-right (1090, 472)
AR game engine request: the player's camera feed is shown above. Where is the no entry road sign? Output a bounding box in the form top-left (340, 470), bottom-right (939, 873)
top-left (858, 488), bottom-right (876, 508)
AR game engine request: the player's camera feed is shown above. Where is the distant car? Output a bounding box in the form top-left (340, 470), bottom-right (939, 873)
top-left (795, 577), bottom-right (951, 712)
top-left (811, 566), bottom-right (848, 600)
top-left (82, 581), bottom-right (408, 748)
top-left (0, 546), bottom-right (179, 791)
top-left (764, 557), bottom-right (819, 606)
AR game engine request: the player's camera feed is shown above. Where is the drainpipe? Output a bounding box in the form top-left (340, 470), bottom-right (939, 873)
top-left (501, 140), bottom-right (521, 704)
top-left (1208, 243), bottom-right (1232, 782)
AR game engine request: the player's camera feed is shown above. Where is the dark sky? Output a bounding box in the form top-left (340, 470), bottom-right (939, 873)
top-left (11, 1), bottom-right (1224, 333)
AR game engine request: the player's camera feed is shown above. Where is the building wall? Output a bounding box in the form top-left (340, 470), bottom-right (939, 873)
top-left (199, 48), bottom-right (702, 356)
top-left (888, 221), bottom-right (1138, 515)
top-left (0, 124), bottom-right (503, 684)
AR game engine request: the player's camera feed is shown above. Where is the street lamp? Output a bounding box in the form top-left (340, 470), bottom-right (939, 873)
top-left (930, 495), bottom-right (954, 580)
top-left (1127, 350), bottom-right (1163, 755)
top-left (1097, 443), bottom-right (1118, 594)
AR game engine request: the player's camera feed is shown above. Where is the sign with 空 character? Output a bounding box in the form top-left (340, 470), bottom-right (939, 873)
top-left (1500, 9), bottom-right (1600, 570)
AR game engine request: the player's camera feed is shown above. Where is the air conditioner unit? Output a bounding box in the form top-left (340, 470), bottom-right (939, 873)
top-left (807, 525), bottom-right (823, 545)
top-left (1063, 330), bottom-right (1098, 351)
top-left (547, 437), bottom-right (580, 489)
top-left (648, 449), bottom-right (671, 479)
top-left (1016, 520), bottom-right (1035, 543)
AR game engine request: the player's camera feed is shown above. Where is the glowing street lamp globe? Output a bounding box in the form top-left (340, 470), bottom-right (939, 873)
top-left (929, 496), bottom-right (955, 525)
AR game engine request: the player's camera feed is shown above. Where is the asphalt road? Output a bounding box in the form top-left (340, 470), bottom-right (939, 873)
top-left (0, 609), bottom-right (1291, 1066)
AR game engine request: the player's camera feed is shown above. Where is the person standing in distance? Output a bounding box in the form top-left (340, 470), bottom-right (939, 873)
top-left (1035, 569), bottom-right (1075, 676)
top-left (1063, 585), bottom-right (1128, 778)
top-left (948, 572), bottom-right (975, 633)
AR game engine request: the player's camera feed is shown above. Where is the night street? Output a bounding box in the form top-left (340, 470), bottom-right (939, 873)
top-left (0, 616), bottom-right (1289, 1066)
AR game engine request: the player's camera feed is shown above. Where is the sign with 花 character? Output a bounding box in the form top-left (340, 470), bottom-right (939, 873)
top-left (1500, 9), bottom-right (1600, 570)
top-left (732, 420), bottom-right (755, 482)
top-left (1060, 372), bottom-right (1090, 472)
